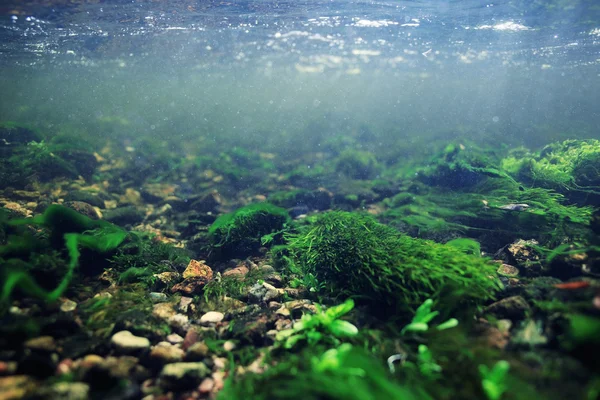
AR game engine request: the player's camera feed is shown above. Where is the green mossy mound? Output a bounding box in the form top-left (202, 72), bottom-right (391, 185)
top-left (381, 180), bottom-right (593, 250)
top-left (334, 149), bottom-right (381, 180)
top-left (209, 203), bottom-right (290, 259)
top-left (285, 211), bottom-right (500, 318)
top-left (412, 142), bottom-right (509, 190)
top-left (501, 139), bottom-right (600, 205)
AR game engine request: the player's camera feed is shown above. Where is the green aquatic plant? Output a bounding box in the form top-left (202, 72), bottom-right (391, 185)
top-left (286, 211), bottom-right (500, 318)
top-left (416, 344), bottom-right (443, 380)
top-left (0, 204), bottom-right (126, 304)
top-left (445, 238), bottom-right (481, 256)
top-left (209, 202), bottom-right (290, 258)
top-left (218, 343), bottom-right (428, 400)
top-left (501, 140), bottom-right (600, 205)
top-left (276, 299), bottom-right (359, 349)
top-left (334, 149), bottom-right (381, 180)
top-left (401, 299), bottom-right (459, 335)
top-left (479, 360), bottom-right (510, 400)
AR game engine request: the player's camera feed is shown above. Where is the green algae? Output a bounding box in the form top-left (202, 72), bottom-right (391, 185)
top-left (209, 202), bottom-right (290, 259)
top-left (285, 211), bottom-right (500, 318)
top-left (0, 205), bottom-right (126, 305)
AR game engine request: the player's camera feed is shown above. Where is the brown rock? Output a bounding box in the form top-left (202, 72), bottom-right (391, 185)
top-left (0, 375), bottom-right (37, 399)
top-left (152, 303), bottom-right (177, 320)
top-left (24, 336), bottom-right (56, 352)
top-left (484, 296), bottom-right (531, 321)
top-left (171, 277), bottom-right (211, 296)
top-left (183, 260), bottom-right (213, 280)
top-left (63, 201), bottom-right (100, 219)
top-left (222, 265), bottom-right (249, 278)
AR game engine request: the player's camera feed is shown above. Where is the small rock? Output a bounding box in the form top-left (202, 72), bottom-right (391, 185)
top-left (497, 263), bottom-right (519, 277)
top-left (185, 342), bottom-right (210, 361)
top-left (0, 361), bottom-right (17, 375)
top-left (103, 205), bottom-right (145, 226)
top-left (60, 299), bottom-right (78, 312)
top-left (222, 265), bottom-right (249, 278)
top-left (152, 272), bottom-right (181, 291)
top-left (0, 375), bottom-right (38, 399)
top-left (223, 341), bottom-right (236, 352)
top-left (199, 311), bottom-right (224, 325)
top-left (484, 296), bottom-right (531, 321)
top-left (150, 343), bottom-right (185, 364)
top-left (47, 382), bottom-right (90, 400)
top-left (168, 314), bottom-right (191, 333)
top-left (141, 183), bottom-right (178, 203)
top-left (63, 201), bottom-right (100, 220)
top-left (190, 190), bottom-right (223, 213)
top-left (512, 319), bottom-right (548, 346)
top-left (171, 277), bottom-right (210, 296)
top-left (248, 282), bottom-right (280, 303)
top-left (183, 328), bottom-right (200, 351)
top-left (198, 377), bottom-right (215, 394)
top-left (212, 357), bottom-right (227, 371)
top-left (152, 303), bottom-right (176, 320)
top-left (179, 297), bottom-right (193, 313)
top-left (149, 292), bottom-right (168, 303)
top-left (24, 336), bottom-right (56, 352)
top-left (111, 331), bottom-right (150, 353)
top-left (183, 259), bottom-right (214, 280)
top-left (159, 362), bottom-right (210, 390)
top-left (167, 334), bottom-right (184, 345)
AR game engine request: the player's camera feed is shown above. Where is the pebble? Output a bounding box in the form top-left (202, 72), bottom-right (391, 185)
top-left (168, 314), bottom-right (191, 332)
top-left (60, 299), bottom-right (78, 312)
top-left (484, 296), bottom-right (531, 321)
top-left (248, 281), bottom-right (280, 303)
top-left (152, 272), bottom-right (181, 290)
top-left (223, 341), bottom-right (236, 352)
top-left (111, 331), bottom-right (151, 353)
top-left (149, 292), bottom-right (168, 303)
top-left (222, 265), bottom-right (249, 277)
top-left (152, 303), bottom-right (176, 320)
top-left (48, 382), bottom-right (90, 400)
top-left (199, 377), bottom-right (215, 394)
top-left (24, 336), bottom-right (56, 352)
top-left (163, 334), bottom-right (181, 345)
top-left (178, 296), bottom-right (193, 313)
top-left (200, 311), bottom-right (224, 324)
top-left (185, 342), bottom-right (210, 361)
top-left (159, 362), bottom-right (210, 390)
top-left (150, 343), bottom-right (185, 364)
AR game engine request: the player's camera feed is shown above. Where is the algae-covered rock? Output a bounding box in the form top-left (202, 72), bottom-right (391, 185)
top-left (334, 149), bottom-right (381, 180)
top-left (501, 139), bottom-right (600, 205)
top-left (208, 202), bottom-right (289, 259)
top-left (286, 211), bottom-right (500, 318)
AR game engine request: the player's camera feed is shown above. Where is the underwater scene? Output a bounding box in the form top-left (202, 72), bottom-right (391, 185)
top-left (1, 0), bottom-right (600, 399)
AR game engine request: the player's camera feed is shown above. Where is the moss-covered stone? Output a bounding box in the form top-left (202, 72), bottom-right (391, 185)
top-left (285, 211), bottom-right (500, 318)
top-left (209, 203), bottom-right (290, 259)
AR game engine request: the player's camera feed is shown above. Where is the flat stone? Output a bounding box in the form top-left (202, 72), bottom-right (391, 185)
top-left (484, 296), bottom-right (531, 321)
top-left (149, 292), bottom-right (168, 303)
top-left (167, 333), bottom-right (184, 344)
top-left (24, 336), bottom-right (56, 352)
top-left (199, 311), bottom-right (224, 324)
top-left (159, 362), bottom-right (210, 390)
top-left (150, 343), bottom-right (185, 364)
top-left (110, 331), bottom-right (150, 353)
top-left (48, 382), bottom-right (90, 400)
